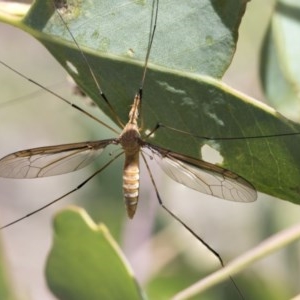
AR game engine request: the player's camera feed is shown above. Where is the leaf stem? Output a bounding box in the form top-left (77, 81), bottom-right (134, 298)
top-left (172, 222), bottom-right (300, 300)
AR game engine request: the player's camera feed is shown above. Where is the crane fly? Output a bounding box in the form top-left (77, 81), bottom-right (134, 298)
top-left (3, 2), bottom-right (300, 299)
top-left (0, 1), bottom-right (259, 298)
top-left (0, 0), bottom-right (257, 227)
top-left (0, 90), bottom-right (257, 219)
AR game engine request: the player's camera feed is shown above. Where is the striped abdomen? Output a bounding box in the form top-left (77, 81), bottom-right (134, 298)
top-left (123, 151), bottom-right (140, 218)
top-left (119, 98), bottom-right (141, 218)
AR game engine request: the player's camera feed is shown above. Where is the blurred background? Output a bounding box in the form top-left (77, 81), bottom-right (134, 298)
top-left (0, 0), bottom-right (300, 299)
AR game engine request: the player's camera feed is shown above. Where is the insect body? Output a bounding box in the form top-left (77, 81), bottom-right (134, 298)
top-left (119, 93), bottom-right (142, 218)
top-left (0, 87), bottom-right (256, 221)
top-left (0, 0), bottom-right (257, 225)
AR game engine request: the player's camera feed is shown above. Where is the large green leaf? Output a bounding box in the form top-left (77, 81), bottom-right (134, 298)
top-left (260, 0), bottom-right (300, 122)
top-left (46, 207), bottom-right (145, 300)
top-left (0, 0), bottom-right (300, 204)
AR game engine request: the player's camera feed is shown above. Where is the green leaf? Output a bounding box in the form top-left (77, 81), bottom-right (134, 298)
top-left (1, 0), bottom-right (300, 203)
top-left (46, 206), bottom-right (145, 300)
top-left (260, 0), bottom-right (300, 122)
top-left (0, 241), bottom-right (15, 300)
top-left (17, 0), bottom-right (248, 78)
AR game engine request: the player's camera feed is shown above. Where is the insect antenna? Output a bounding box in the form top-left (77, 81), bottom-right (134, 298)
top-left (140, 152), bottom-right (245, 299)
top-left (0, 151), bottom-right (124, 230)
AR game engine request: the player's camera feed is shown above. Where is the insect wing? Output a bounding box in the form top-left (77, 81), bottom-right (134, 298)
top-left (148, 144), bottom-right (257, 203)
top-left (0, 139), bottom-right (115, 178)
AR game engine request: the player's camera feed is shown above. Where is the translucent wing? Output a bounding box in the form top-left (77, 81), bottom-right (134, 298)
top-left (0, 139), bottom-right (116, 178)
top-left (146, 144), bottom-right (257, 202)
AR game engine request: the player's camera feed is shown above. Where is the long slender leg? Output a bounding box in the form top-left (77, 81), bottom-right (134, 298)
top-left (141, 152), bottom-right (244, 299)
top-left (1, 152), bottom-right (124, 230)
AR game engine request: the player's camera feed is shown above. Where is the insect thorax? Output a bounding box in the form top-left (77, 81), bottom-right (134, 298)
top-left (119, 123), bottom-right (141, 155)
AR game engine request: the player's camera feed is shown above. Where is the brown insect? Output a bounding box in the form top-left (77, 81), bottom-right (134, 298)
top-left (0, 89), bottom-right (256, 222)
top-left (0, 0), bottom-right (256, 227)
